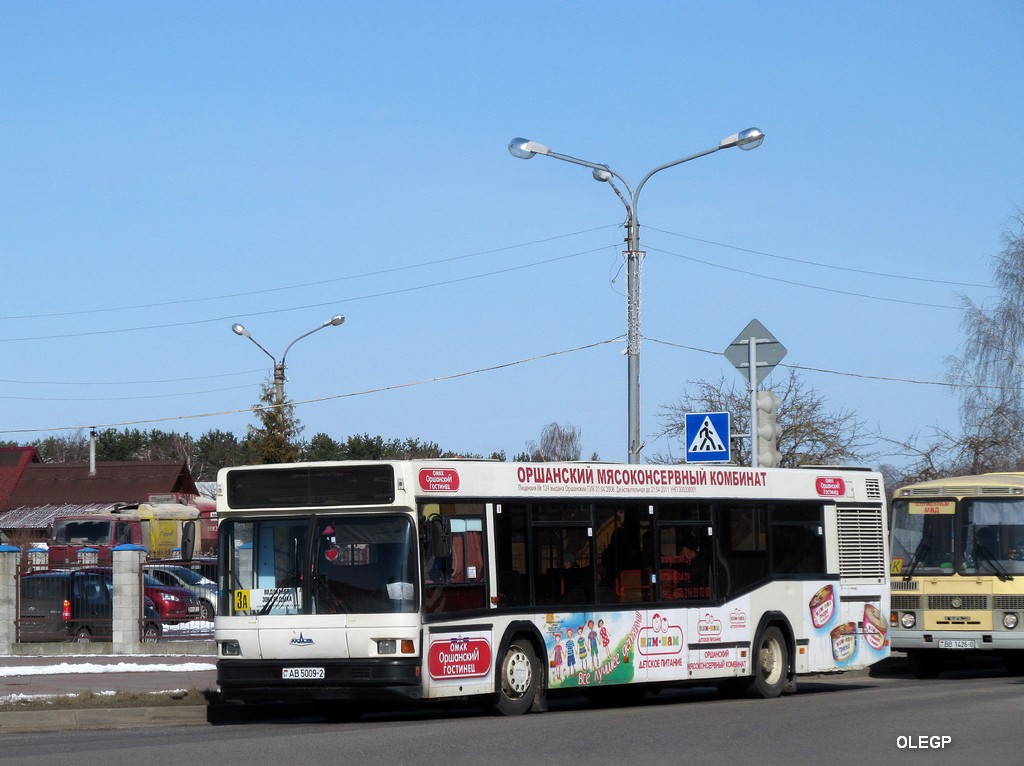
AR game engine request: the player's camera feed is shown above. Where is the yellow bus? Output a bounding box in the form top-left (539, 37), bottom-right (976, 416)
top-left (214, 460), bottom-right (890, 717)
top-left (890, 472), bottom-right (1024, 677)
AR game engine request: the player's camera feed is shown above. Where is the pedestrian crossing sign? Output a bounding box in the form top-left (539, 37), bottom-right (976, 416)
top-left (684, 412), bottom-right (731, 463)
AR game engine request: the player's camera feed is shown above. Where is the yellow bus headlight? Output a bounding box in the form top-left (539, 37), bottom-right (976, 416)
top-left (900, 613), bottom-right (916, 629)
top-left (1003, 613), bottom-right (1019, 630)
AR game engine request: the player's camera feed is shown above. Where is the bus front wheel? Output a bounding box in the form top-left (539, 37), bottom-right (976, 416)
top-left (493, 639), bottom-right (539, 716)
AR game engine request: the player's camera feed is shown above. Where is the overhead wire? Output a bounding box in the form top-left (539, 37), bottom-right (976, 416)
top-left (0, 225), bottom-right (621, 321)
top-left (0, 337), bottom-right (624, 435)
top-left (645, 336), bottom-right (992, 391)
top-left (0, 226), bottom-right (997, 432)
top-left (4, 334), bottom-right (1003, 438)
top-left (0, 245), bottom-right (614, 343)
top-left (0, 369), bottom-right (265, 386)
top-left (647, 245), bottom-right (964, 310)
top-left (645, 226), bottom-right (992, 289)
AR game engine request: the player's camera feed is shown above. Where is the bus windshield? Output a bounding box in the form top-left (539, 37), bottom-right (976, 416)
top-left (963, 499), bottom-right (1024, 577)
top-left (890, 498), bottom-right (957, 577)
top-left (223, 515), bottom-right (418, 616)
top-left (891, 497), bottom-right (1024, 578)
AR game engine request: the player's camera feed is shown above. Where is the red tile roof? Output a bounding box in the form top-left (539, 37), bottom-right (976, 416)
top-left (2, 460), bottom-right (199, 511)
top-left (0, 447), bottom-right (42, 508)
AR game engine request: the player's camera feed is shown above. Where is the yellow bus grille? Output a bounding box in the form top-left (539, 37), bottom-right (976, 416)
top-left (928, 595), bottom-right (989, 610)
top-left (891, 595), bottom-right (921, 610)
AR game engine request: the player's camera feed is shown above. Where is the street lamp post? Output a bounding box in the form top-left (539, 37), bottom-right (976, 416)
top-left (508, 128), bottom-right (764, 464)
top-left (231, 314), bottom-right (346, 418)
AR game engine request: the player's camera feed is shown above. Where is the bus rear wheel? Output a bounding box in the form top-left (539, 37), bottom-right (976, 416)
top-left (493, 639), bottom-right (539, 716)
top-left (748, 626), bottom-right (788, 698)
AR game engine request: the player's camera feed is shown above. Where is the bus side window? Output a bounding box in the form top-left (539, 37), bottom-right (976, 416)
top-left (449, 519), bottom-right (484, 583)
top-left (659, 524), bottom-right (713, 601)
top-left (424, 511), bottom-right (488, 614)
top-left (717, 505), bottom-right (769, 597)
top-left (595, 504), bottom-right (652, 605)
top-left (494, 503), bottom-right (528, 607)
top-left (769, 506), bottom-right (826, 575)
top-left (771, 523), bottom-right (825, 574)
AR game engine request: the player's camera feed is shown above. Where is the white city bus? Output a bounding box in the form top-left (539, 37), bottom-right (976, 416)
top-left (214, 460), bottom-right (889, 716)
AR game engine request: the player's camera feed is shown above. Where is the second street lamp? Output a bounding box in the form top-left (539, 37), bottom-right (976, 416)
top-left (232, 314), bottom-right (346, 420)
top-left (508, 128), bottom-right (764, 464)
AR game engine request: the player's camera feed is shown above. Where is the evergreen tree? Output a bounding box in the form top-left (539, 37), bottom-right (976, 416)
top-left (302, 432), bottom-right (346, 462)
top-left (246, 379), bottom-right (303, 464)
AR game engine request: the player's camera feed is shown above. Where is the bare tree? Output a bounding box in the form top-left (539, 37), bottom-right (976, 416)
top-left (540, 422), bottom-right (583, 461)
top-left (518, 422), bottom-right (584, 462)
top-left (944, 208), bottom-right (1024, 474)
top-left (653, 369), bottom-right (870, 467)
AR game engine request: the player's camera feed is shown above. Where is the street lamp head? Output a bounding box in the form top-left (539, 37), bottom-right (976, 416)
top-left (592, 165), bottom-right (613, 183)
top-left (736, 127), bottom-right (765, 151)
top-left (720, 127), bottom-right (765, 151)
top-left (231, 323), bottom-right (250, 338)
top-left (508, 137), bottom-right (551, 160)
top-left (328, 314), bottom-right (345, 327)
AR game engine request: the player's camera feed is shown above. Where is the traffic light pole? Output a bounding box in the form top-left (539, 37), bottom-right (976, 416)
top-left (748, 335), bottom-right (760, 468)
top-left (724, 319), bottom-right (786, 469)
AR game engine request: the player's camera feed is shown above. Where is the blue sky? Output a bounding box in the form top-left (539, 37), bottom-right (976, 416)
top-left (1, 2), bottom-right (1022, 467)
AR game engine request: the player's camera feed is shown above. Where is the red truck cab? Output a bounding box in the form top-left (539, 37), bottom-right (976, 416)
top-left (48, 514), bottom-right (143, 567)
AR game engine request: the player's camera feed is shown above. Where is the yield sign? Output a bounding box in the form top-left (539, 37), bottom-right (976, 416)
top-left (724, 319), bottom-right (787, 385)
top-left (685, 412), bottom-right (731, 463)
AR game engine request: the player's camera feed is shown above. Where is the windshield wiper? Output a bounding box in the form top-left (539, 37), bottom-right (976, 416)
top-left (974, 543), bottom-right (1014, 582)
top-left (902, 537), bottom-right (931, 581)
top-left (310, 568), bottom-right (345, 613)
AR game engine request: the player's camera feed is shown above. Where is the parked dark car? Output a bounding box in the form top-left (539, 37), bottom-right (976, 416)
top-left (18, 569), bottom-right (161, 642)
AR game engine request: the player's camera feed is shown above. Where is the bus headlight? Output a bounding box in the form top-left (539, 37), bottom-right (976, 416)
top-left (900, 612), bottom-right (916, 629)
top-left (376, 639), bottom-right (397, 654)
top-left (1003, 613), bottom-right (1019, 630)
top-left (220, 640), bottom-right (241, 656)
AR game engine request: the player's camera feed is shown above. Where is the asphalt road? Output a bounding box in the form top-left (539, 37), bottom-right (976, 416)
top-left (2, 656), bottom-right (1021, 766)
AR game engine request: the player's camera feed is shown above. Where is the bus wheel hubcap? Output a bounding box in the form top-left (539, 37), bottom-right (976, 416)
top-left (507, 650), bottom-right (530, 695)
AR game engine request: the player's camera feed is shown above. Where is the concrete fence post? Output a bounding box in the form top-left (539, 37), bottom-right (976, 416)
top-left (112, 544), bottom-right (146, 652)
top-left (0, 545), bottom-right (19, 654)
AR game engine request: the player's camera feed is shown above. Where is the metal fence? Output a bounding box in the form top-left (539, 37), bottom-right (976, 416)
top-left (10, 550), bottom-right (213, 647)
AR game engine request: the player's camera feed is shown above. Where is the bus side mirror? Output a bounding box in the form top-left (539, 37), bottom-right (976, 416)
top-left (181, 521), bottom-right (196, 562)
top-left (429, 517), bottom-right (452, 559)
